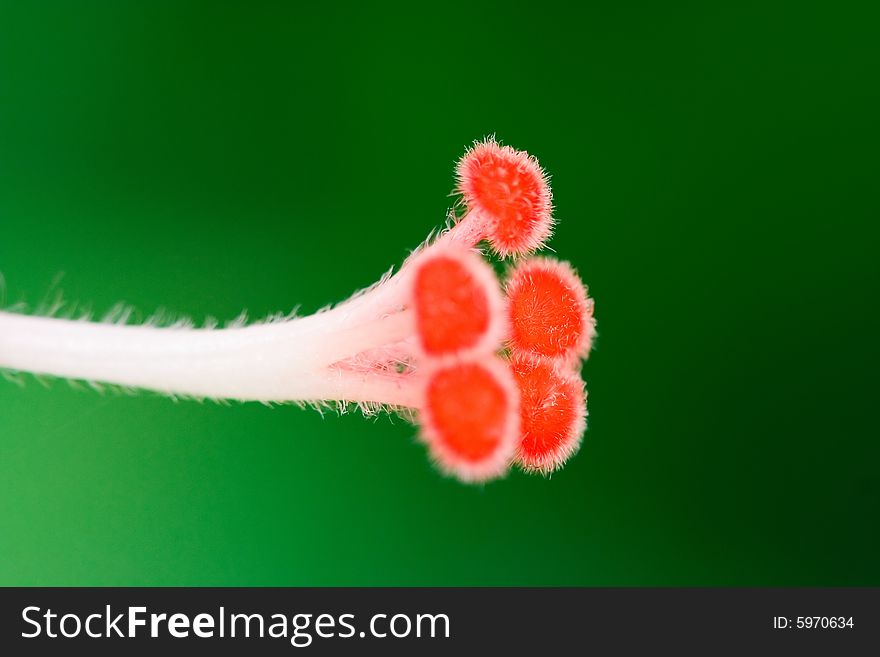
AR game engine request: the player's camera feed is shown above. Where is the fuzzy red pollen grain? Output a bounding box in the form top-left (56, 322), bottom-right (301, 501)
top-left (421, 358), bottom-right (519, 482)
top-left (414, 256), bottom-right (488, 355)
top-left (411, 245), bottom-right (503, 358)
top-left (511, 354), bottom-right (586, 474)
top-left (457, 139), bottom-right (552, 256)
top-left (427, 363), bottom-right (506, 461)
top-left (506, 258), bottom-right (594, 361)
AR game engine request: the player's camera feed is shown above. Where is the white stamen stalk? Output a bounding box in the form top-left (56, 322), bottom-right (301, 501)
top-left (0, 237), bottom-right (502, 407)
top-left (0, 305), bottom-right (420, 405)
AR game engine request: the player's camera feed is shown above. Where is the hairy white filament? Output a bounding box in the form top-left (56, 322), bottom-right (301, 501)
top-left (0, 306), bottom-right (420, 406)
top-left (0, 229), bottom-right (489, 406)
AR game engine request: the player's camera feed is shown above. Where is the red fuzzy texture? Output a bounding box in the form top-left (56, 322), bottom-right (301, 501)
top-left (420, 357), bottom-right (520, 482)
top-left (505, 258), bottom-right (595, 362)
top-left (412, 249), bottom-right (492, 356)
top-left (457, 138), bottom-right (553, 256)
top-left (510, 354), bottom-right (586, 474)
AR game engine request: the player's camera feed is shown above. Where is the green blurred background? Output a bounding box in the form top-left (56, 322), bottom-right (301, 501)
top-left (0, 1), bottom-right (877, 586)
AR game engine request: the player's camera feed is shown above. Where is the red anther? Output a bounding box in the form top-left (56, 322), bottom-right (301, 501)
top-left (456, 138), bottom-right (553, 256)
top-left (510, 354), bottom-right (586, 474)
top-left (411, 244), bottom-right (504, 357)
top-left (420, 356), bottom-right (520, 482)
top-left (505, 257), bottom-right (595, 361)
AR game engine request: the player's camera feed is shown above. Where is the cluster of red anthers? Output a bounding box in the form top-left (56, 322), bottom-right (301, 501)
top-left (337, 138), bottom-right (596, 483)
top-left (0, 137), bottom-right (595, 486)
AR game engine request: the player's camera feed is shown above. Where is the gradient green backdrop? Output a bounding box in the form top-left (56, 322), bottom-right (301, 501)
top-left (1, 1), bottom-right (877, 586)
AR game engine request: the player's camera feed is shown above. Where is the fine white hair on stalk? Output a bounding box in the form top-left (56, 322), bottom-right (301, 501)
top-left (0, 240), bottom-right (485, 409)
